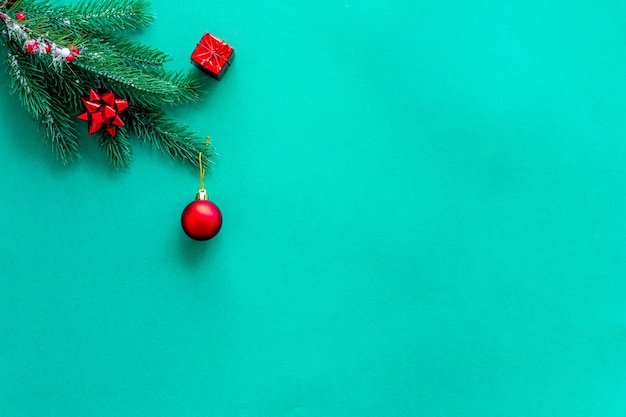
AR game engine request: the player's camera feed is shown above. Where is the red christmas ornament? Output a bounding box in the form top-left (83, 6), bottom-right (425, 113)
top-left (181, 141), bottom-right (222, 240)
top-left (181, 190), bottom-right (222, 240)
top-left (66, 53), bottom-right (76, 62)
top-left (190, 32), bottom-right (234, 80)
top-left (15, 12), bottom-right (25, 21)
top-left (43, 43), bottom-right (51, 53)
top-left (77, 89), bottom-right (128, 136)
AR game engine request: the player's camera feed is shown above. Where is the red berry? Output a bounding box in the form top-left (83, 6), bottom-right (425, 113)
top-left (44, 44), bottom-right (51, 53)
top-left (15, 12), bottom-right (26, 21)
top-left (65, 53), bottom-right (76, 62)
top-left (70, 45), bottom-right (80, 55)
top-left (24, 40), bottom-right (38, 54)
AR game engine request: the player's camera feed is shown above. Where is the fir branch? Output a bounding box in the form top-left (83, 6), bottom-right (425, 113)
top-left (2, 13), bottom-right (29, 42)
top-left (4, 49), bottom-right (79, 163)
top-left (4, 27), bottom-right (84, 110)
top-left (88, 36), bottom-right (169, 71)
top-left (0, 0), bottom-right (215, 169)
top-left (98, 125), bottom-right (132, 168)
top-left (75, 50), bottom-right (202, 107)
top-left (126, 108), bottom-right (213, 167)
top-left (7, 0), bottom-right (31, 12)
top-left (5, 48), bottom-right (51, 119)
top-left (44, 65), bottom-right (84, 110)
top-left (1, 1), bottom-right (18, 10)
top-left (1, 8), bottom-right (85, 58)
top-left (42, 105), bottom-right (80, 164)
top-left (71, 0), bottom-right (153, 33)
top-left (20, 0), bottom-right (153, 34)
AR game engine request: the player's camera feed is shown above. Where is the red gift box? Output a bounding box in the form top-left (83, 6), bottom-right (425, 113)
top-left (191, 32), bottom-right (234, 80)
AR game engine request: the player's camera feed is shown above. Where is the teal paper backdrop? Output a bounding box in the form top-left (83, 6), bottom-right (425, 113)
top-left (2, 0), bottom-right (626, 416)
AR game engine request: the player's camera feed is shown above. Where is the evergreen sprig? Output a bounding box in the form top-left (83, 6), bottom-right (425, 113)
top-left (94, 37), bottom-right (170, 69)
top-left (6, 48), bottom-right (51, 120)
top-left (127, 109), bottom-right (213, 168)
top-left (57, 0), bottom-right (154, 34)
top-left (0, 0), bottom-right (214, 168)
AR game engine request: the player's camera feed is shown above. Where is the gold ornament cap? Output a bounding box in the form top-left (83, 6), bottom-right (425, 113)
top-left (196, 189), bottom-right (208, 201)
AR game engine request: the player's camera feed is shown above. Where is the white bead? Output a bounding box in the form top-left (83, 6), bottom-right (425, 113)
top-left (60, 47), bottom-right (70, 57)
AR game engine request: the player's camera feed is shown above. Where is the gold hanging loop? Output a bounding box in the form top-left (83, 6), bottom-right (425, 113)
top-left (197, 136), bottom-right (211, 201)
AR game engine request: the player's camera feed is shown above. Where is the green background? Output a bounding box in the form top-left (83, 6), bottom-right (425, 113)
top-left (2, 0), bottom-right (626, 415)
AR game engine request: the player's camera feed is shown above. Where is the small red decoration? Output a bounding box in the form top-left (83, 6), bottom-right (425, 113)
top-left (181, 191), bottom-right (222, 240)
top-left (15, 12), bottom-right (25, 21)
top-left (191, 32), bottom-right (234, 80)
top-left (43, 43), bottom-right (51, 53)
top-left (70, 44), bottom-right (80, 54)
top-left (66, 53), bottom-right (76, 62)
top-left (24, 39), bottom-right (38, 54)
top-left (77, 89), bottom-right (129, 137)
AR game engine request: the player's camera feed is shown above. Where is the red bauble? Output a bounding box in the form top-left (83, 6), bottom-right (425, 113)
top-left (15, 12), bottom-right (26, 21)
top-left (181, 193), bottom-right (222, 241)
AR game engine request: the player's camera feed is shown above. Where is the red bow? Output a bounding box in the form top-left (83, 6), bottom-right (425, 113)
top-left (77, 89), bottom-right (129, 137)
